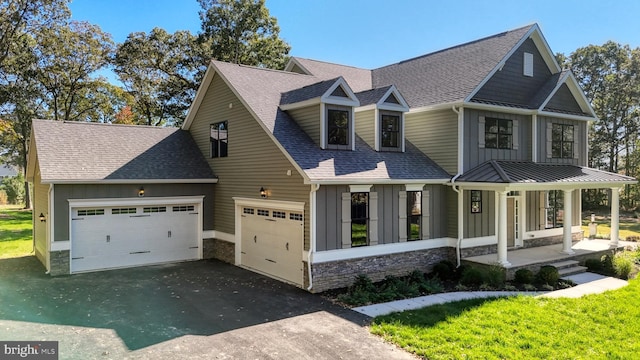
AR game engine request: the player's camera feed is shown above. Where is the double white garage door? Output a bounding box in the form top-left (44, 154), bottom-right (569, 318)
top-left (71, 202), bottom-right (200, 273)
top-left (240, 206), bottom-right (304, 286)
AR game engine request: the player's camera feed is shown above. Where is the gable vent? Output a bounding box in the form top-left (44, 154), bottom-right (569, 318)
top-left (523, 52), bottom-right (533, 77)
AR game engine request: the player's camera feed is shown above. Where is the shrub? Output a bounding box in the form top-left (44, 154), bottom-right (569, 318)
top-left (485, 265), bottom-right (505, 288)
top-left (523, 284), bottom-right (537, 291)
top-left (432, 260), bottom-right (456, 280)
top-left (460, 267), bottom-right (485, 287)
top-left (337, 274), bottom-right (376, 305)
top-left (585, 258), bottom-right (603, 272)
top-left (625, 235), bottom-right (640, 242)
top-left (601, 254), bottom-right (615, 274)
top-left (535, 265), bottom-right (559, 286)
top-left (503, 284), bottom-right (518, 291)
top-left (514, 268), bottom-right (534, 285)
top-left (613, 253), bottom-right (633, 280)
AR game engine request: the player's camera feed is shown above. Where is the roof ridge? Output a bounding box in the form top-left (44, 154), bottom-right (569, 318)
top-left (374, 23), bottom-right (536, 71)
top-left (490, 160), bottom-right (512, 182)
top-left (293, 57), bottom-right (371, 71)
top-left (214, 60), bottom-right (316, 77)
top-left (34, 119), bottom-right (179, 130)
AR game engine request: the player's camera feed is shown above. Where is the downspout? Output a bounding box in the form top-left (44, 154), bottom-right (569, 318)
top-left (307, 184), bottom-right (320, 291)
top-left (451, 105), bottom-right (464, 267)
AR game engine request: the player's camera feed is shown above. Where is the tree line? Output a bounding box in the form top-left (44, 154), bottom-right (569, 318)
top-left (1, 0), bottom-right (639, 211)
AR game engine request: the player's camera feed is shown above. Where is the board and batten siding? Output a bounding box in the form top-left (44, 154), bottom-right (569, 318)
top-left (405, 109), bottom-right (457, 175)
top-left (33, 165), bottom-right (49, 263)
top-left (354, 109), bottom-right (375, 149)
top-left (464, 109), bottom-right (531, 172)
top-left (464, 190), bottom-right (496, 238)
top-left (315, 184), bottom-right (448, 251)
top-left (287, 105), bottom-right (321, 147)
top-left (526, 190), bottom-right (581, 231)
top-left (472, 38), bottom-right (552, 106)
top-left (53, 183), bottom-right (215, 241)
top-left (536, 115), bottom-right (587, 166)
top-left (187, 73), bottom-right (311, 249)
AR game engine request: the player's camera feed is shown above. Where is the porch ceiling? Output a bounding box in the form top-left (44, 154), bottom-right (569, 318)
top-left (455, 160), bottom-right (637, 191)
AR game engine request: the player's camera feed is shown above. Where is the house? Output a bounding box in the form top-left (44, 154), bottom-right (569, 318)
top-left (27, 24), bottom-right (635, 292)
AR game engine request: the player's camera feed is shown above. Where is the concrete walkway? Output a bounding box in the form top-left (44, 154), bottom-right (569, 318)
top-left (353, 272), bottom-right (628, 317)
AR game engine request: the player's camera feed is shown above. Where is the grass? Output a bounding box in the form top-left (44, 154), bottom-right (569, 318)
top-left (371, 278), bottom-right (640, 359)
top-left (0, 205), bottom-right (33, 258)
top-left (581, 215), bottom-right (640, 240)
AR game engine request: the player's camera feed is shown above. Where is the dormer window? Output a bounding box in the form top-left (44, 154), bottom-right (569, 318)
top-left (380, 111), bottom-right (401, 150)
top-left (326, 105), bottom-right (352, 149)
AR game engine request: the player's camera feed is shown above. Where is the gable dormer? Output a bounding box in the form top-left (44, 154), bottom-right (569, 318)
top-left (280, 77), bottom-right (360, 150)
top-left (354, 85), bottom-right (409, 152)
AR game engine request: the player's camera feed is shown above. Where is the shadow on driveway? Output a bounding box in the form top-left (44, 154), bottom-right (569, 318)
top-left (0, 256), bottom-right (367, 351)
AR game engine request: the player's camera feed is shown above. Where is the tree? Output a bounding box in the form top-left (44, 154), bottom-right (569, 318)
top-left (114, 28), bottom-right (204, 126)
top-left (198, 0), bottom-right (291, 70)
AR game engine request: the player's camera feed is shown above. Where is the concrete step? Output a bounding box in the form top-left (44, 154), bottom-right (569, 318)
top-left (550, 260), bottom-right (580, 270)
top-left (558, 266), bottom-right (588, 277)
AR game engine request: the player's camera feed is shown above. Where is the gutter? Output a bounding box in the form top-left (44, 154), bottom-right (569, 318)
top-left (307, 184), bottom-right (320, 291)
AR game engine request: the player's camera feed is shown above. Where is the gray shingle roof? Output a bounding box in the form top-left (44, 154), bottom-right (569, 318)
top-left (371, 25), bottom-right (534, 108)
top-left (280, 78), bottom-right (340, 105)
top-left (355, 86), bottom-right (393, 106)
top-left (32, 119), bottom-right (215, 182)
top-left (212, 61), bottom-right (450, 182)
top-left (457, 160), bottom-right (636, 185)
top-left (290, 58), bottom-right (373, 92)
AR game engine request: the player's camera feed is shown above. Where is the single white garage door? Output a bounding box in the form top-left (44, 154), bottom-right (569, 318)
top-left (240, 206), bottom-right (303, 286)
top-left (71, 203), bottom-right (199, 272)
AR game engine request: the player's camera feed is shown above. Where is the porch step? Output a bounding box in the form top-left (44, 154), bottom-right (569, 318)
top-left (549, 260), bottom-right (587, 277)
top-left (550, 260), bottom-right (580, 270)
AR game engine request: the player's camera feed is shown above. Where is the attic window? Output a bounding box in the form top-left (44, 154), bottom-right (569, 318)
top-left (523, 52), bottom-right (533, 77)
top-left (330, 86), bottom-right (349, 98)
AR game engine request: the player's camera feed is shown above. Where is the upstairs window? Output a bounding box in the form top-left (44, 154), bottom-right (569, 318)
top-left (351, 192), bottom-right (369, 247)
top-left (327, 107), bottom-right (350, 149)
top-left (485, 118), bottom-right (512, 149)
top-left (210, 121), bottom-right (228, 158)
top-left (380, 112), bottom-right (401, 149)
top-left (552, 124), bottom-right (574, 158)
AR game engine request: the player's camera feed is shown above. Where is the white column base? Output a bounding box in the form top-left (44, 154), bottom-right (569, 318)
top-left (561, 248), bottom-right (575, 255)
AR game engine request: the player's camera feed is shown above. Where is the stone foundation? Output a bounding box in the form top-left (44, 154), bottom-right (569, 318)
top-left (203, 238), bottom-right (235, 264)
top-left (522, 231), bottom-right (583, 248)
top-left (310, 247), bottom-right (455, 293)
top-left (50, 250), bottom-right (70, 276)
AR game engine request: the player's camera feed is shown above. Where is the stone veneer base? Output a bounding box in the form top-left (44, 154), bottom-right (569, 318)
top-left (203, 238), bottom-right (235, 264)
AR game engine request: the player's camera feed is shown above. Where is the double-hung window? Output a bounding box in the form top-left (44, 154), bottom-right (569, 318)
top-left (210, 121), bottom-right (228, 158)
top-left (545, 190), bottom-right (564, 228)
top-left (407, 191), bottom-right (422, 240)
top-left (485, 118), bottom-right (512, 149)
top-left (326, 106), bottom-right (351, 149)
top-left (351, 192), bottom-right (369, 247)
top-left (380, 112), bottom-right (401, 150)
top-left (552, 124), bottom-right (573, 158)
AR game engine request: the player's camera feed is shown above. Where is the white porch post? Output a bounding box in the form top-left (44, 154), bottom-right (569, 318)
top-left (561, 189), bottom-right (575, 254)
top-left (610, 187), bottom-right (620, 246)
top-left (497, 191), bottom-right (511, 266)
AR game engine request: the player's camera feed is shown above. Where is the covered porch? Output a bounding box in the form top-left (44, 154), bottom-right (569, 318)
top-left (454, 161), bottom-right (636, 268)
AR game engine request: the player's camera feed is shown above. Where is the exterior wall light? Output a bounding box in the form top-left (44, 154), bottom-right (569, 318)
top-left (138, 187), bottom-right (145, 197)
top-left (260, 187), bottom-right (267, 198)
top-left (39, 213), bottom-right (46, 222)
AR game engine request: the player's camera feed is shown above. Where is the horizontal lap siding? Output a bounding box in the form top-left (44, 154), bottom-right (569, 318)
top-left (464, 108), bottom-right (531, 171)
top-left (53, 183), bottom-right (215, 241)
top-left (33, 167), bottom-right (49, 262)
top-left (189, 74), bottom-right (310, 249)
top-left (355, 109), bottom-right (375, 149)
top-left (288, 105), bottom-right (321, 147)
top-left (405, 109), bottom-right (457, 174)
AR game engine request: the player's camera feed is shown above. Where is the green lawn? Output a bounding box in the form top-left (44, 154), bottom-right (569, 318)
top-left (581, 215), bottom-right (640, 240)
top-left (0, 205), bottom-right (33, 258)
top-left (372, 278), bottom-right (640, 359)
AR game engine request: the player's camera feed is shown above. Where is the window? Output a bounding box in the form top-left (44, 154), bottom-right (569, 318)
top-left (290, 213), bottom-right (303, 221)
top-left (485, 118), bottom-right (512, 149)
top-left (552, 124), bottom-right (574, 158)
top-left (243, 208), bottom-right (255, 215)
top-left (143, 206), bottom-right (166, 213)
top-left (78, 209), bottom-right (104, 216)
top-left (545, 190), bottom-right (564, 228)
top-left (327, 108), bottom-right (349, 147)
top-left (407, 191), bottom-right (422, 241)
top-left (272, 211), bottom-right (286, 219)
top-left (470, 190), bottom-right (482, 213)
top-left (112, 208), bottom-right (136, 215)
top-left (381, 113), bottom-right (400, 149)
top-left (210, 121), bottom-right (228, 158)
top-left (351, 192), bottom-right (369, 247)
top-left (257, 209), bottom-right (269, 217)
top-left (172, 205), bottom-right (195, 212)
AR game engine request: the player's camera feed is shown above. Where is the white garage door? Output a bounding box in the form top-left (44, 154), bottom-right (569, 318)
top-left (71, 203), bottom-right (200, 272)
top-left (240, 206), bottom-right (303, 286)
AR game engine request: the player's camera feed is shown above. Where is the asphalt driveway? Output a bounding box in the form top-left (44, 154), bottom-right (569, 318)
top-left (0, 256), bottom-right (415, 359)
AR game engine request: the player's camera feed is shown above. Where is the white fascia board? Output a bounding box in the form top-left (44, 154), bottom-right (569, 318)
top-left (454, 180), bottom-right (636, 192)
top-left (26, 132), bottom-right (37, 182)
top-left (232, 197), bottom-right (305, 212)
top-left (536, 110), bottom-right (596, 122)
top-left (537, 71), bottom-right (570, 111)
top-left (43, 178), bottom-right (219, 185)
top-left (349, 184), bottom-right (373, 192)
top-left (279, 97), bottom-right (321, 111)
top-left (307, 178), bottom-right (450, 185)
top-left (354, 104), bottom-right (376, 112)
top-left (320, 77), bottom-right (360, 107)
top-left (528, 25), bottom-right (562, 73)
top-left (283, 57), bottom-right (311, 75)
top-left (377, 86), bottom-right (410, 112)
top-left (407, 101), bottom-right (463, 114)
top-left (463, 101), bottom-right (536, 115)
top-left (536, 71), bottom-right (596, 118)
top-left (182, 62), bottom-right (216, 130)
top-left (212, 67), bottom-right (312, 184)
top-left (378, 103), bottom-right (410, 112)
top-left (68, 195), bottom-right (205, 208)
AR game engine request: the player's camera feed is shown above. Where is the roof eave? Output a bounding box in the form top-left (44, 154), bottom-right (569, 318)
top-left (40, 178), bottom-right (219, 185)
top-left (305, 178), bottom-right (451, 185)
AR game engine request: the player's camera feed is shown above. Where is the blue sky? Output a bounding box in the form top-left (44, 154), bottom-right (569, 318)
top-left (69, 0), bottom-right (640, 79)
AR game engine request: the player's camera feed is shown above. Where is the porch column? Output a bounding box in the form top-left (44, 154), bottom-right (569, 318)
top-left (561, 189), bottom-right (575, 254)
top-left (610, 187), bottom-right (620, 246)
top-left (497, 191), bottom-right (511, 266)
